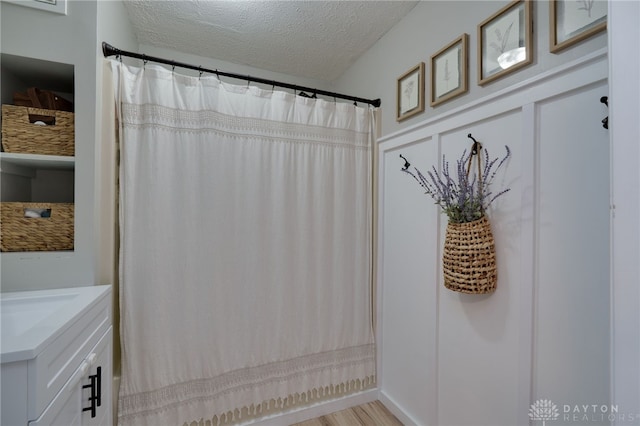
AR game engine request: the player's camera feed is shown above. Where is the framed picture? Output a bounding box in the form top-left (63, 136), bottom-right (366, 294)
top-left (430, 34), bottom-right (469, 107)
top-left (550, 0), bottom-right (607, 53)
top-left (396, 62), bottom-right (425, 122)
top-left (478, 0), bottom-right (533, 86)
top-left (4, 0), bottom-right (67, 15)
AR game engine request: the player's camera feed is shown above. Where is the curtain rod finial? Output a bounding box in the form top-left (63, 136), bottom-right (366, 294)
top-left (102, 42), bottom-right (118, 58)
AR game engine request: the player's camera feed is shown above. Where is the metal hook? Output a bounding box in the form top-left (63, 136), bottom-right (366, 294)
top-left (246, 75), bottom-right (250, 88)
top-left (467, 133), bottom-right (482, 155)
top-left (600, 96), bottom-right (609, 129)
top-left (198, 67), bottom-right (204, 80)
top-left (172, 64), bottom-right (176, 73)
top-left (399, 154), bottom-right (411, 171)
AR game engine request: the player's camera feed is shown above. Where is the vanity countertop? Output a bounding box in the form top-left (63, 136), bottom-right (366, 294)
top-left (1, 285), bottom-right (111, 363)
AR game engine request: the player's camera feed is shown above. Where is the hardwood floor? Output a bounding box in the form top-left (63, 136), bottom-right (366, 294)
top-left (291, 401), bottom-right (403, 426)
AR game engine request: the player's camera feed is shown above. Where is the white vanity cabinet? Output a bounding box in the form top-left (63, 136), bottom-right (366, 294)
top-left (1, 286), bottom-right (112, 426)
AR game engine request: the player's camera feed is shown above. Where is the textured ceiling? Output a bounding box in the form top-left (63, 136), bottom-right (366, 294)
top-left (123, 0), bottom-right (418, 81)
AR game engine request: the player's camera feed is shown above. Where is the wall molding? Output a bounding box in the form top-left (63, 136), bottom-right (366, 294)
top-left (517, 102), bottom-right (536, 423)
top-left (378, 48), bottom-right (607, 146)
top-left (379, 390), bottom-right (421, 426)
top-left (376, 49), bottom-right (608, 425)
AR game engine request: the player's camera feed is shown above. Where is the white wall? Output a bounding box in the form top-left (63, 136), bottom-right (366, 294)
top-left (377, 52), bottom-right (609, 425)
top-left (609, 1), bottom-right (640, 424)
top-left (135, 43), bottom-right (335, 95)
top-left (94, 0), bottom-right (138, 287)
top-left (335, 0), bottom-right (607, 137)
top-left (0, 0), bottom-right (139, 293)
top-left (1, 0), bottom-right (99, 291)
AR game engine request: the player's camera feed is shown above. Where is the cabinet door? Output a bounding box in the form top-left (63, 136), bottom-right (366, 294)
top-left (28, 376), bottom-right (81, 426)
top-left (80, 327), bottom-right (112, 426)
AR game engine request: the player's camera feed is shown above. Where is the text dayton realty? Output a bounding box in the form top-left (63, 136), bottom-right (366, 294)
top-left (563, 404), bottom-right (638, 422)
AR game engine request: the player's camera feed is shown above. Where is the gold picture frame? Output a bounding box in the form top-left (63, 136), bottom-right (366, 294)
top-left (550, 0), bottom-right (607, 53)
top-left (396, 62), bottom-right (425, 122)
top-left (478, 0), bottom-right (533, 86)
top-left (430, 34), bottom-right (469, 107)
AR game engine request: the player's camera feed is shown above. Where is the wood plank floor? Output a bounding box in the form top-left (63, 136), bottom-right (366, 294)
top-left (291, 401), bottom-right (403, 426)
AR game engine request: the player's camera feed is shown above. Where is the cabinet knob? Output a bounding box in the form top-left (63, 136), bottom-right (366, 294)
top-left (68, 360), bottom-right (90, 391)
top-left (87, 352), bottom-right (97, 366)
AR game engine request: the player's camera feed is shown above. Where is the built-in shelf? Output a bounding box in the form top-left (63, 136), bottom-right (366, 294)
top-left (0, 152), bottom-right (74, 169)
top-left (0, 152), bottom-right (74, 177)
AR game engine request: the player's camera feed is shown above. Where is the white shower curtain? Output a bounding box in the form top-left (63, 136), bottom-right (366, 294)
top-left (111, 61), bottom-right (376, 426)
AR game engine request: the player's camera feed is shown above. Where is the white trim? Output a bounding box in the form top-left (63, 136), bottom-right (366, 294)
top-left (378, 48), bottom-right (608, 146)
top-left (379, 390), bottom-right (422, 426)
top-left (376, 48), bottom-right (609, 426)
top-left (517, 103), bottom-right (536, 423)
top-left (375, 140), bottom-right (386, 400)
top-left (432, 132), bottom-right (442, 426)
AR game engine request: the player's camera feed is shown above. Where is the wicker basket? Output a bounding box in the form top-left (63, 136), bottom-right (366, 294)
top-left (1, 104), bottom-right (74, 156)
top-left (1, 202), bottom-right (74, 252)
top-left (442, 215), bottom-right (497, 294)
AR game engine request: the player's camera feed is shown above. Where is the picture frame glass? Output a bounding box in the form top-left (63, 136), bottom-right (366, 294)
top-left (555, 0), bottom-right (607, 44)
top-left (399, 71), bottom-right (420, 115)
top-left (434, 43), bottom-right (461, 100)
top-left (482, 3), bottom-right (525, 79)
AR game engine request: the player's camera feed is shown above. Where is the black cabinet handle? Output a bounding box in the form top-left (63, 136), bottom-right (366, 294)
top-left (96, 366), bottom-right (102, 407)
top-left (82, 366), bottom-right (102, 418)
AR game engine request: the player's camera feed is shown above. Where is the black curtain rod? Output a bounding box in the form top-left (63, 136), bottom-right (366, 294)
top-left (102, 42), bottom-right (381, 108)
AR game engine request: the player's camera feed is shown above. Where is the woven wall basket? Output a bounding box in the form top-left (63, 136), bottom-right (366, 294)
top-left (442, 215), bottom-right (497, 294)
top-left (0, 202), bottom-right (74, 252)
top-left (1, 104), bottom-right (75, 156)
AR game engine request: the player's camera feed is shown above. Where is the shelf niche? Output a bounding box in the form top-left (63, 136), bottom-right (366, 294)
top-left (1, 54), bottom-right (75, 252)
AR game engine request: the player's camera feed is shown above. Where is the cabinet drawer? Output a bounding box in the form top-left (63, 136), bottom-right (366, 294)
top-left (27, 294), bottom-right (110, 420)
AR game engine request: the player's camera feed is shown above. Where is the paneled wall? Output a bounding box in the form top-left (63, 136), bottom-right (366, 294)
top-left (376, 51), bottom-right (609, 426)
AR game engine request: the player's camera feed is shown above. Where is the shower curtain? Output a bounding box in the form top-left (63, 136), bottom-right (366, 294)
top-left (110, 61), bottom-right (376, 426)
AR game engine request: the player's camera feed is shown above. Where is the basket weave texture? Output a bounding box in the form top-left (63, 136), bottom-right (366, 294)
top-left (442, 215), bottom-right (497, 294)
top-left (1, 104), bottom-right (74, 156)
top-left (1, 203), bottom-right (74, 252)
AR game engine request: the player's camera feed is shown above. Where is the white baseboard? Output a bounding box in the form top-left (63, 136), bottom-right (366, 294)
top-left (379, 390), bottom-right (421, 426)
top-left (242, 388), bottom-right (379, 426)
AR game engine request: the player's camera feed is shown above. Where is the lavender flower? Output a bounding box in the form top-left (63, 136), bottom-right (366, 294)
top-left (402, 146), bottom-right (511, 223)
